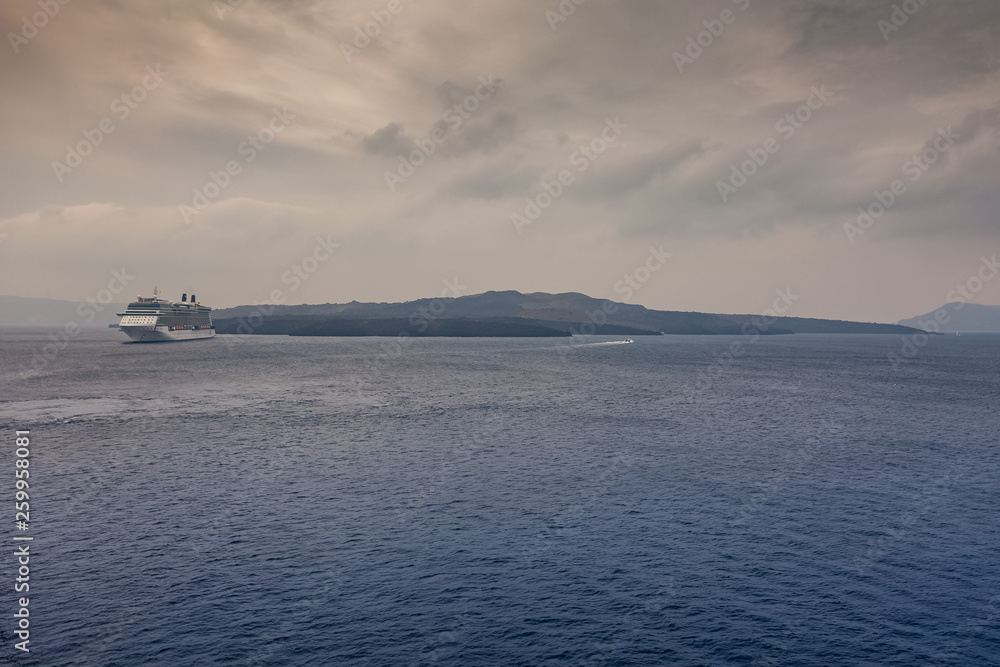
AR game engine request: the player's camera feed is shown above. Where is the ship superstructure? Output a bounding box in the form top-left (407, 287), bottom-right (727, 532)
top-left (117, 288), bottom-right (215, 342)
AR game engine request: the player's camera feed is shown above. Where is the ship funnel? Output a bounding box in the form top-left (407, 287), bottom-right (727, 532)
top-left (191, 294), bottom-right (196, 303)
top-left (182, 293), bottom-right (187, 302)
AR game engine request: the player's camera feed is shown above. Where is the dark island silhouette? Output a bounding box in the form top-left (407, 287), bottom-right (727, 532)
top-left (212, 290), bottom-right (926, 337)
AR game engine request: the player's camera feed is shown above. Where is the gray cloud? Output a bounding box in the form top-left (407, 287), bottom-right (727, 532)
top-left (361, 123), bottom-right (415, 157)
top-left (581, 142), bottom-right (710, 199)
top-left (443, 111), bottom-right (518, 156)
top-left (446, 163), bottom-right (541, 200)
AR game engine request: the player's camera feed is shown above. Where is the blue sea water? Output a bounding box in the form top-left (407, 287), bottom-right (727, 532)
top-left (0, 328), bottom-right (998, 666)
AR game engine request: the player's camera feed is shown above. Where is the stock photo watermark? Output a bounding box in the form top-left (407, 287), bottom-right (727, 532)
top-left (680, 288), bottom-right (800, 401)
top-left (221, 235), bottom-right (340, 346)
top-left (877, 0), bottom-right (928, 42)
top-left (179, 106), bottom-right (296, 222)
top-left (51, 65), bottom-right (166, 182)
top-left (347, 277), bottom-right (469, 406)
top-left (729, 420), bottom-right (841, 527)
top-left (888, 253), bottom-right (998, 369)
top-left (844, 126), bottom-right (959, 244)
top-left (854, 470), bottom-right (956, 574)
top-left (717, 85), bottom-right (831, 202)
top-left (212, 0), bottom-right (243, 20)
top-left (21, 269), bottom-right (134, 376)
top-left (340, 0), bottom-right (415, 63)
top-left (545, 0), bottom-right (588, 32)
top-left (580, 579), bottom-right (677, 665)
top-left (530, 451), bottom-right (636, 556)
top-left (553, 245), bottom-right (671, 360)
top-left (511, 116), bottom-right (627, 233)
top-left (384, 75), bottom-right (501, 191)
top-left (934, 594), bottom-right (1000, 663)
top-left (11, 429), bottom-right (33, 653)
top-left (612, 245), bottom-right (672, 302)
top-left (394, 406), bottom-right (506, 527)
top-left (366, 278), bottom-right (468, 363)
top-left (7, 0), bottom-right (70, 53)
top-left (673, 0), bottom-right (751, 73)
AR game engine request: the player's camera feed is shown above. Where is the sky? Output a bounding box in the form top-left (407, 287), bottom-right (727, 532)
top-left (0, 0), bottom-right (998, 321)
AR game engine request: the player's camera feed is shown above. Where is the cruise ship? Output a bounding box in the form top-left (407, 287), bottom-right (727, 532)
top-left (117, 288), bottom-right (216, 342)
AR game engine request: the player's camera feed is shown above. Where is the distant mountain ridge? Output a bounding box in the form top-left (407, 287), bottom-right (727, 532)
top-left (213, 290), bottom-right (923, 336)
top-left (899, 303), bottom-right (1000, 333)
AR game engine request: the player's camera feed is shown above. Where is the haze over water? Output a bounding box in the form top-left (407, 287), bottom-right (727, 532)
top-left (2, 328), bottom-right (998, 665)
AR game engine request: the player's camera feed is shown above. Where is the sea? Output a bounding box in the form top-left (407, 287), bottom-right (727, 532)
top-left (0, 327), bottom-right (998, 666)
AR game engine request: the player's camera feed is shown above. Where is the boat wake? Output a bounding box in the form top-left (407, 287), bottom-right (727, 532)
top-left (571, 338), bottom-right (634, 347)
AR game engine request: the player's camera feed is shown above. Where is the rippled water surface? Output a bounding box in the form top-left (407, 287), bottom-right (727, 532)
top-left (1, 328), bottom-right (998, 665)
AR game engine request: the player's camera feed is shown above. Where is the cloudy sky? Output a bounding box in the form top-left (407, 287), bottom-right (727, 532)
top-left (1, 0), bottom-right (998, 321)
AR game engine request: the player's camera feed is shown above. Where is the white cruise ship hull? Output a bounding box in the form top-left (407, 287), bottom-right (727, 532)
top-left (118, 293), bottom-right (216, 342)
top-left (120, 325), bottom-right (216, 343)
